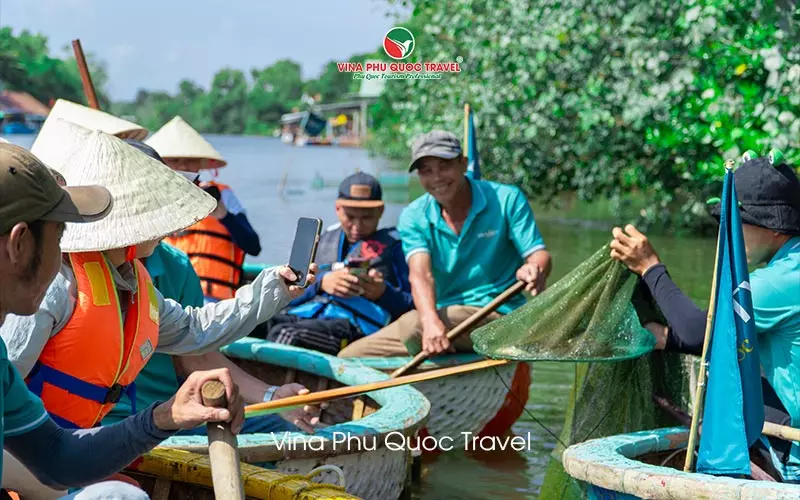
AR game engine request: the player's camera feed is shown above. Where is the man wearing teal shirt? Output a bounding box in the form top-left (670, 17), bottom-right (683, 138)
top-left (340, 130), bottom-right (552, 357)
top-left (610, 152), bottom-right (800, 482)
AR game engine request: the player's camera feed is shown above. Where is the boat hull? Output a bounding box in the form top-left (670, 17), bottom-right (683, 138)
top-left (159, 339), bottom-right (429, 500)
top-left (563, 426), bottom-right (800, 499)
top-left (352, 354), bottom-right (530, 450)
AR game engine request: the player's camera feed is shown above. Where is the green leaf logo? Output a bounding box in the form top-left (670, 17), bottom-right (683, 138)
top-left (383, 27), bottom-right (415, 60)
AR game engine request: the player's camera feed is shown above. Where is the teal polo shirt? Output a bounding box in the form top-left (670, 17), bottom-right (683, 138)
top-left (399, 177), bottom-right (546, 314)
top-left (752, 236), bottom-right (800, 480)
top-left (103, 242), bottom-right (204, 425)
top-left (0, 337), bottom-right (49, 484)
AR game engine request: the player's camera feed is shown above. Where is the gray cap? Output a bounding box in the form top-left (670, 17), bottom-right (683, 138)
top-left (409, 130), bottom-right (462, 172)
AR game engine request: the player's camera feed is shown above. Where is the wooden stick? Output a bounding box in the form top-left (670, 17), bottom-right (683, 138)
top-left (390, 280), bottom-right (525, 378)
top-left (71, 39), bottom-right (100, 110)
top-left (683, 218), bottom-right (723, 472)
top-left (652, 395), bottom-right (776, 482)
top-left (464, 103), bottom-right (470, 156)
top-left (763, 422), bottom-right (800, 443)
top-left (202, 380), bottom-right (245, 500)
top-left (244, 358), bottom-right (509, 418)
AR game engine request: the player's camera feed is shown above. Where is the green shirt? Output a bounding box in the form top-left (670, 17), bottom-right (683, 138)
top-left (398, 177), bottom-right (546, 314)
top-left (102, 242), bottom-right (204, 424)
top-left (0, 336), bottom-right (49, 484)
top-left (752, 237), bottom-right (800, 479)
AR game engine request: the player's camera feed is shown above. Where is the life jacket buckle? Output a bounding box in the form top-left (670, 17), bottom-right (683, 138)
top-left (104, 383), bottom-right (125, 404)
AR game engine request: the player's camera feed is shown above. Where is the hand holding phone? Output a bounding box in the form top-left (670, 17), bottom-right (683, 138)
top-left (287, 217), bottom-right (322, 288)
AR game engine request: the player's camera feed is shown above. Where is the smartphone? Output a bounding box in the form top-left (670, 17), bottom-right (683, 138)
top-left (346, 256), bottom-right (370, 277)
top-left (287, 217), bottom-right (322, 287)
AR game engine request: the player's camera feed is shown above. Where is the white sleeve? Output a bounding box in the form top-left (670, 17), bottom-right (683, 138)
top-left (221, 188), bottom-right (245, 216)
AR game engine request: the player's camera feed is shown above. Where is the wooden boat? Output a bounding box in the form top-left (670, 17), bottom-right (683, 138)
top-left (562, 426), bottom-right (800, 499)
top-left (125, 447), bottom-right (359, 499)
top-left (237, 263), bottom-right (530, 450)
top-left (159, 338), bottom-right (430, 500)
top-left (351, 355), bottom-right (531, 451)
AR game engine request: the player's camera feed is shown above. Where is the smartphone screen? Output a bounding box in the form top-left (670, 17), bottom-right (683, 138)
top-left (287, 217), bottom-right (321, 287)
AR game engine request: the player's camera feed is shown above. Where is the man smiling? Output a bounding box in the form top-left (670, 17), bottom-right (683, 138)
top-left (340, 130), bottom-right (552, 357)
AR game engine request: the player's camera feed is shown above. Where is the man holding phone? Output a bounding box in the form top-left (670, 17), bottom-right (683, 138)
top-left (251, 172), bottom-right (414, 355)
top-left (339, 130), bottom-right (552, 358)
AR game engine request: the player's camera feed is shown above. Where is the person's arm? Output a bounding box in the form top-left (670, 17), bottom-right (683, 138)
top-left (176, 351), bottom-right (270, 404)
top-left (5, 404), bottom-right (173, 489)
top-left (155, 266), bottom-right (293, 355)
top-left (507, 187), bottom-right (551, 293)
top-left (373, 242), bottom-right (414, 319)
top-left (641, 264), bottom-right (706, 354)
top-left (219, 212), bottom-right (261, 256)
top-left (217, 188), bottom-right (261, 256)
top-left (5, 367), bottom-right (242, 490)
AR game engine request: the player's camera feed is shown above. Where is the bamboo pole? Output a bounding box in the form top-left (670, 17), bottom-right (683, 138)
top-left (389, 280), bottom-right (525, 378)
top-left (71, 39), bottom-right (100, 110)
top-left (464, 103), bottom-right (470, 156)
top-left (683, 161), bottom-right (733, 472)
top-left (201, 380), bottom-right (245, 500)
top-left (244, 358), bottom-right (509, 418)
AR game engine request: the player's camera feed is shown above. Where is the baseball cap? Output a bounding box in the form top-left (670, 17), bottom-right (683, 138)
top-left (0, 143), bottom-right (112, 235)
top-left (707, 152), bottom-right (800, 235)
top-left (408, 130), bottom-right (462, 172)
top-left (336, 172), bottom-right (383, 208)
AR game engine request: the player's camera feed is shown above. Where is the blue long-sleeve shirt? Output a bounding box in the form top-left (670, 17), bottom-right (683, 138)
top-left (218, 187), bottom-right (261, 256)
top-left (288, 236), bottom-right (413, 321)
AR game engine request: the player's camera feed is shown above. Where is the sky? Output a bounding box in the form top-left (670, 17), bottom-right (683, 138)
top-left (0, 0), bottom-right (411, 101)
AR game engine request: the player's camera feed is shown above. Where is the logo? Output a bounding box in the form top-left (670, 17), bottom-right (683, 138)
top-left (383, 27), bottom-right (415, 60)
top-left (139, 338), bottom-right (154, 361)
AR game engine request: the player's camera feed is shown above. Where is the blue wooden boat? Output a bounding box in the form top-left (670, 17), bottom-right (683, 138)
top-left (562, 426), bottom-right (800, 499)
top-left (158, 338), bottom-right (429, 500)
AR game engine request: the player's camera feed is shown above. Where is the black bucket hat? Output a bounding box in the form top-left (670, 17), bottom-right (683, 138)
top-left (708, 150), bottom-right (800, 235)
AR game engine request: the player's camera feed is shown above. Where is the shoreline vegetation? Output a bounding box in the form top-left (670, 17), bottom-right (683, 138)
top-left (2, 1), bottom-right (798, 234)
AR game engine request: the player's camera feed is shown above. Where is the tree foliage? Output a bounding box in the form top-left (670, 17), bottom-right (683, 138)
top-left (0, 28), bottom-right (110, 108)
top-left (370, 0), bottom-right (800, 230)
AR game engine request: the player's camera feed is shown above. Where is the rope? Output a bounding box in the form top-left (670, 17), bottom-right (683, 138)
top-left (263, 464), bottom-right (348, 499)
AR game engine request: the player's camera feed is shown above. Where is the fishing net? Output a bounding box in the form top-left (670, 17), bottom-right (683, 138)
top-left (471, 244), bottom-right (656, 361)
top-left (467, 244), bottom-right (691, 498)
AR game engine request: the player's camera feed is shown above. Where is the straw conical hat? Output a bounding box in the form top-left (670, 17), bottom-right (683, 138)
top-left (40, 99), bottom-right (148, 141)
top-left (56, 129), bottom-right (216, 252)
top-left (30, 117), bottom-right (93, 170)
top-left (145, 116), bottom-right (227, 168)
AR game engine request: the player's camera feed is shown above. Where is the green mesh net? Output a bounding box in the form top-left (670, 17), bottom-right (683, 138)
top-left (470, 244), bottom-right (656, 362)
top-left (467, 244), bottom-right (691, 498)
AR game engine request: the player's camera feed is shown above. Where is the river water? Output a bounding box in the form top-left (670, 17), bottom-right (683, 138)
top-left (6, 133), bottom-right (716, 499)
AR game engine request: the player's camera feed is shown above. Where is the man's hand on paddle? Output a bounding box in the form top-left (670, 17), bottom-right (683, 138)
top-left (516, 263), bottom-right (546, 295)
top-left (421, 314), bottom-right (452, 355)
top-left (610, 224), bottom-right (661, 276)
top-left (271, 383), bottom-right (328, 433)
top-left (153, 368), bottom-right (245, 434)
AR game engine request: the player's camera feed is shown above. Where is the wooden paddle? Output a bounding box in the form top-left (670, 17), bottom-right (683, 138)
top-left (202, 380), bottom-right (245, 499)
top-left (244, 358), bottom-right (509, 418)
top-left (71, 39), bottom-right (100, 110)
top-left (389, 280), bottom-right (526, 378)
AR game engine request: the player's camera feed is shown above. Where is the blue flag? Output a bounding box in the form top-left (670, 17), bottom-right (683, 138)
top-left (697, 167), bottom-right (764, 475)
top-left (466, 109), bottom-right (481, 180)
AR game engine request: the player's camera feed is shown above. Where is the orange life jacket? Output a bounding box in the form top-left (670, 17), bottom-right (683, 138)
top-left (164, 181), bottom-right (245, 300)
top-left (26, 252), bottom-right (160, 429)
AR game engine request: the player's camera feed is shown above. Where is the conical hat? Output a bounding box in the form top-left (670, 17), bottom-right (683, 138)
top-left (30, 117), bottom-right (92, 170)
top-left (41, 99), bottom-right (148, 141)
top-left (145, 116), bottom-right (227, 168)
top-left (56, 129), bottom-right (216, 252)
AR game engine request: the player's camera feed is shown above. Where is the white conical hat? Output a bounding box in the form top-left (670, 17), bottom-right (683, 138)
top-left (41, 99), bottom-right (148, 141)
top-left (145, 115), bottom-right (227, 168)
top-left (30, 117), bottom-right (93, 170)
top-left (56, 129), bottom-right (216, 252)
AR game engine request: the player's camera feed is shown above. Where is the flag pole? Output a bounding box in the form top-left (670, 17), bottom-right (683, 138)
top-left (464, 103), bottom-right (470, 155)
top-left (683, 160), bottom-right (732, 472)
